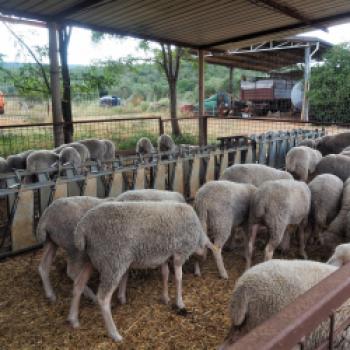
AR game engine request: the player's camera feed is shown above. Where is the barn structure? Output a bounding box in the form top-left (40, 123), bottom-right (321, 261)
top-left (1, 1), bottom-right (350, 349)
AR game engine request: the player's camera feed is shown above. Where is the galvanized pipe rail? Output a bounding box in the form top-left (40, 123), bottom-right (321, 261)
top-left (227, 263), bottom-right (350, 350)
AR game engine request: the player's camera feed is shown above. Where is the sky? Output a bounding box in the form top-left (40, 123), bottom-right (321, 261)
top-left (0, 21), bottom-right (349, 65)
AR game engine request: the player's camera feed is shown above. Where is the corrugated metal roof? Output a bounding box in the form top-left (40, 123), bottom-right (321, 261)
top-left (0, 0), bottom-right (349, 50)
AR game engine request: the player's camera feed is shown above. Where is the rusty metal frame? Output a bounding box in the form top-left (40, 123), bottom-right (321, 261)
top-left (227, 263), bottom-right (350, 350)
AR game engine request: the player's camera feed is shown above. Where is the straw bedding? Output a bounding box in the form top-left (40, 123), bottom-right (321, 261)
top-left (0, 237), bottom-right (328, 349)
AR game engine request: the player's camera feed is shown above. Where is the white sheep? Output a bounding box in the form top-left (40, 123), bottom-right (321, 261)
top-left (77, 139), bottom-right (106, 164)
top-left (219, 245), bottom-right (350, 350)
top-left (320, 178), bottom-right (350, 247)
top-left (246, 179), bottom-right (311, 269)
top-left (37, 196), bottom-right (104, 302)
top-left (101, 139), bottom-right (116, 162)
top-left (158, 134), bottom-right (176, 153)
top-left (220, 164), bottom-right (293, 186)
top-left (194, 180), bottom-right (256, 279)
top-left (37, 190), bottom-right (185, 303)
top-left (286, 146), bottom-right (322, 181)
top-left (7, 150), bottom-right (33, 170)
top-left (26, 150), bottom-right (59, 172)
top-left (68, 201), bottom-right (210, 341)
top-left (58, 146), bottom-right (82, 171)
top-left (314, 154), bottom-right (350, 182)
top-left (116, 189), bottom-right (185, 203)
top-left (0, 157), bottom-right (10, 173)
top-left (308, 174), bottom-right (343, 242)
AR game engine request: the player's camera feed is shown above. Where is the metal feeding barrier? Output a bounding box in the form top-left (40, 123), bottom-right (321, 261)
top-left (0, 128), bottom-right (323, 258)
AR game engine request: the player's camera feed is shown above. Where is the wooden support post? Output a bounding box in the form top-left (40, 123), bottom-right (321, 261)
top-left (198, 50), bottom-right (207, 146)
top-left (190, 155), bottom-right (201, 198)
top-left (53, 178), bottom-right (68, 200)
top-left (155, 163), bottom-right (167, 190)
top-left (172, 159), bottom-right (184, 194)
top-left (301, 45), bottom-right (311, 122)
top-left (220, 150), bottom-right (229, 176)
top-left (134, 166), bottom-right (146, 190)
top-left (48, 22), bottom-right (64, 146)
top-left (205, 151), bottom-right (216, 182)
top-left (83, 175), bottom-right (97, 197)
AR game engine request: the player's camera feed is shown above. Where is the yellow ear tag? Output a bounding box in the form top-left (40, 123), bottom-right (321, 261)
top-left (212, 244), bottom-right (220, 252)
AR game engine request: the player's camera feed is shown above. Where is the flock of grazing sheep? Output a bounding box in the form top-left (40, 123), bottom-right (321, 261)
top-left (7, 131), bottom-right (350, 348)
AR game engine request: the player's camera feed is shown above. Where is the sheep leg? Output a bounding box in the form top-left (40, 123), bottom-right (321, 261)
top-left (173, 255), bottom-right (185, 309)
top-left (38, 241), bottom-right (57, 302)
top-left (67, 259), bottom-right (96, 303)
top-left (161, 263), bottom-right (170, 304)
top-left (117, 272), bottom-right (128, 305)
top-left (245, 224), bottom-right (259, 270)
top-left (265, 225), bottom-right (286, 261)
top-left (212, 241), bottom-right (228, 279)
top-left (194, 260), bottom-right (201, 277)
top-left (67, 262), bottom-right (93, 329)
top-left (97, 276), bottom-right (123, 342)
top-left (298, 221), bottom-right (308, 259)
top-left (279, 231), bottom-right (291, 252)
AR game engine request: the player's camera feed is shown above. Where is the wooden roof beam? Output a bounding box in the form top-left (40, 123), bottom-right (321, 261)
top-left (249, 0), bottom-right (328, 32)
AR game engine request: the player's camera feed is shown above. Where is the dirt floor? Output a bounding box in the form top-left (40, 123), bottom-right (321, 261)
top-left (0, 237), bottom-right (331, 350)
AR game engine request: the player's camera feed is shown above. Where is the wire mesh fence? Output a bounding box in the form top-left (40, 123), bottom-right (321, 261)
top-left (0, 117), bottom-right (162, 157)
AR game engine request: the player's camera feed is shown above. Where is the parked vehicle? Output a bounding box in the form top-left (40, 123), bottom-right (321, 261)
top-left (99, 95), bottom-right (121, 107)
top-left (193, 92), bottom-right (232, 116)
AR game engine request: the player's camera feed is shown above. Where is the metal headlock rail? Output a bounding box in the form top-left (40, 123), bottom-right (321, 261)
top-left (0, 127), bottom-right (324, 258)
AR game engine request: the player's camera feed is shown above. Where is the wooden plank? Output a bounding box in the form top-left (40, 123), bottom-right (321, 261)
top-left (155, 163), bottom-right (167, 190)
top-left (172, 159), bottom-right (184, 194)
top-left (11, 189), bottom-right (36, 251)
top-left (246, 144), bottom-right (253, 163)
top-left (53, 179), bottom-right (68, 200)
top-left (220, 150), bottom-right (229, 177)
top-left (190, 155), bottom-right (201, 198)
top-left (109, 171), bottom-right (124, 197)
top-left (134, 166), bottom-right (146, 190)
top-left (83, 175), bottom-right (97, 197)
top-left (205, 151), bottom-right (216, 182)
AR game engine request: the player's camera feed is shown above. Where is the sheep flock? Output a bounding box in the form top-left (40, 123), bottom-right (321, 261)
top-left (3, 131), bottom-right (350, 349)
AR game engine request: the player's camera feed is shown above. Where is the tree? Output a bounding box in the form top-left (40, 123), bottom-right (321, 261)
top-left (158, 44), bottom-right (182, 136)
top-left (58, 25), bottom-right (73, 143)
top-left (309, 44), bottom-right (350, 122)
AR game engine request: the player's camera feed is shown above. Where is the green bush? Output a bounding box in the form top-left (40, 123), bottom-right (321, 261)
top-left (310, 44), bottom-right (350, 123)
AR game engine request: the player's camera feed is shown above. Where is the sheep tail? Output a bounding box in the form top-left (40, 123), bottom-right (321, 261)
top-left (74, 223), bottom-right (86, 251)
top-left (230, 284), bottom-right (249, 327)
top-left (36, 208), bottom-right (49, 243)
top-left (194, 198), bottom-right (208, 234)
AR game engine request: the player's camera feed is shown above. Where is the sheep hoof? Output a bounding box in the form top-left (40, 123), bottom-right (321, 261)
top-left (68, 317), bottom-right (80, 329)
top-left (109, 333), bottom-right (123, 342)
top-left (172, 305), bottom-right (189, 317)
top-left (118, 297), bottom-right (127, 305)
top-left (47, 294), bottom-right (57, 303)
top-left (220, 272), bottom-right (229, 280)
top-left (161, 296), bottom-right (170, 305)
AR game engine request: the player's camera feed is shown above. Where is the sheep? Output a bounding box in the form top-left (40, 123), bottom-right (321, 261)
top-left (298, 138), bottom-right (316, 148)
top-left (116, 189), bottom-right (185, 203)
top-left (286, 146), bottom-right (322, 181)
top-left (37, 196), bottom-right (104, 302)
top-left (101, 139), bottom-right (116, 162)
top-left (320, 178), bottom-right (350, 247)
top-left (0, 157), bottom-right (10, 173)
top-left (157, 133), bottom-right (177, 157)
top-left (26, 150), bottom-right (59, 172)
top-left (37, 190), bottom-right (185, 303)
top-left (219, 245), bottom-right (350, 350)
top-left (314, 154), bottom-right (350, 182)
top-left (308, 174), bottom-right (343, 242)
top-left (7, 150), bottom-right (33, 170)
top-left (54, 142), bottom-right (91, 163)
top-left (316, 132), bottom-right (350, 156)
top-left (220, 164), bottom-right (293, 187)
top-left (246, 179), bottom-right (311, 269)
top-left (194, 180), bottom-right (256, 279)
top-left (68, 201), bottom-right (210, 341)
top-left (340, 146), bottom-right (350, 157)
top-left (58, 147), bottom-right (82, 171)
top-left (78, 139), bottom-right (106, 163)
